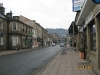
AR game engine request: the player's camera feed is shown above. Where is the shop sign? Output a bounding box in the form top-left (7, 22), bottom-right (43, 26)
top-left (91, 0), bottom-right (100, 4)
top-left (72, 0), bottom-right (84, 12)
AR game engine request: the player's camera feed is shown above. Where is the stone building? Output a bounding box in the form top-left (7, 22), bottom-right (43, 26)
top-left (49, 33), bottom-right (60, 44)
top-left (6, 12), bottom-right (33, 50)
top-left (35, 23), bottom-right (43, 47)
top-left (42, 28), bottom-right (48, 46)
top-left (18, 15), bottom-right (38, 48)
top-left (0, 4), bottom-right (33, 50)
top-left (75, 0), bottom-right (100, 69)
top-left (0, 4), bottom-right (7, 50)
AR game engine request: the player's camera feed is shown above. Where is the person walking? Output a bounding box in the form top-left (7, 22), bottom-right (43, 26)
top-left (64, 42), bottom-right (66, 48)
top-left (16, 44), bottom-right (20, 51)
top-left (74, 42), bottom-right (76, 52)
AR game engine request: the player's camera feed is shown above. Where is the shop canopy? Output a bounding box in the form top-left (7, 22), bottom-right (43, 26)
top-left (68, 21), bottom-right (78, 35)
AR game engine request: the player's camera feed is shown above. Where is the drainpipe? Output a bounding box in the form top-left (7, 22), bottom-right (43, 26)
top-left (7, 20), bottom-right (10, 50)
top-left (73, 23), bottom-right (74, 47)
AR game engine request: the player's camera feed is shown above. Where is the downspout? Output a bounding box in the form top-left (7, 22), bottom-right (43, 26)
top-left (7, 19), bottom-right (10, 50)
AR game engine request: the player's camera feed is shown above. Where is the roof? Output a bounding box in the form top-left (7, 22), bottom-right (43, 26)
top-left (0, 13), bottom-right (6, 19)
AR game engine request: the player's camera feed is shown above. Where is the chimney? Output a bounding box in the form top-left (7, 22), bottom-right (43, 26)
top-left (6, 11), bottom-right (13, 19)
top-left (0, 3), bottom-right (5, 14)
top-left (13, 16), bottom-right (19, 20)
top-left (32, 20), bottom-right (36, 23)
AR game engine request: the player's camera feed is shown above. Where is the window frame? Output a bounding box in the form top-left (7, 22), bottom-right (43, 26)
top-left (12, 36), bottom-right (18, 46)
top-left (12, 22), bottom-right (17, 30)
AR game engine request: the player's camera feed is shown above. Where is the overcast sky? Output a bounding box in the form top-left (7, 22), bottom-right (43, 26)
top-left (1, 0), bottom-right (76, 29)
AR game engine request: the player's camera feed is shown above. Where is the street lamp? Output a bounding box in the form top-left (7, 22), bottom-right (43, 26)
top-left (91, 0), bottom-right (100, 4)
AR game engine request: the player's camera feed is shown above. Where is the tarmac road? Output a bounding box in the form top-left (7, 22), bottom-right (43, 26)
top-left (0, 45), bottom-right (63, 75)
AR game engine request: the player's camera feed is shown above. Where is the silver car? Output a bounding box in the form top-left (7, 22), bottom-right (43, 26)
top-left (60, 42), bottom-right (64, 47)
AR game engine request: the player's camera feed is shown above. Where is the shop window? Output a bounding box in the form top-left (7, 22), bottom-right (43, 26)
top-left (0, 37), bottom-right (3, 45)
top-left (90, 24), bottom-right (96, 51)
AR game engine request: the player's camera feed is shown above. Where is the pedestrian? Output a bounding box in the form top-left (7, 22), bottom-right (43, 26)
top-left (74, 42), bottom-right (76, 52)
top-left (16, 44), bottom-right (20, 51)
top-left (64, 42), bottom-right (66, 48)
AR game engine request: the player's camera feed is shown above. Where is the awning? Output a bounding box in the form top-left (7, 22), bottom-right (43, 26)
top-left (68, 21), bottom-right (78, 35)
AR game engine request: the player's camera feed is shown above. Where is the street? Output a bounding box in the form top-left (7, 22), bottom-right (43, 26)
top-left (0, 45), bottom-right (63, 75)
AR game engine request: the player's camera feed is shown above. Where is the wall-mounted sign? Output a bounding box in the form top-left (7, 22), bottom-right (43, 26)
top-left (72, 0), bottom-right (84, 12)
top-left (91, 0), bottom-right (100, 4)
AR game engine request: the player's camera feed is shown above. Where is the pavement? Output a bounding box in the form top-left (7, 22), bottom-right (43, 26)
top-left (0, 47), bottom-right (42, 56)
top-left (33, 44), bottom-right (100, 75)
top-left (0, 45), bottom-right (100, 75)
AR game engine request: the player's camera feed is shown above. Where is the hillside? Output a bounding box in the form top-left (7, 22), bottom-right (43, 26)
top-left (46, 28), bottom-right (68, 37)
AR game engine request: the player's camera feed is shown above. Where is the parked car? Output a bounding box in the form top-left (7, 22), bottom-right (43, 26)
top-left (60, 42), bottom-right (64, 47)
top-left (52, 43), bottom-right (56, 46)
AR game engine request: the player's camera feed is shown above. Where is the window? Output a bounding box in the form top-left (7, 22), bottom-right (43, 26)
top-left (17, 23), bottom-right (20, 31)
top-left (84, 28), bottom-right (87, 49)
top-left (22, 25), bottom-right (24, 32)
top-left (90, 24), bottom-right (96, 51)
top-left (28, 28), bottom-right (30, 34)
top-left (0, 37), bottom-right (3, 45)
top-left (32, 29), bottom-right (34, 35)
top-left (29, 28), bottom-right (32, 34)
top-left (27, 28), bottom-right (29, 33)
top-left (26, 27), bottom-right (27, 33)
top-left (0, 22), bottom-right (3, 30)
top-left (12, 22), bottom-right (17, 30)
top-left (12, 36), bottom-right (18, 46)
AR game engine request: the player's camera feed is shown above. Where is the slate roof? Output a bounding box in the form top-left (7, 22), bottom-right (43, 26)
top-left (0, 13), bottom-right (6, 19)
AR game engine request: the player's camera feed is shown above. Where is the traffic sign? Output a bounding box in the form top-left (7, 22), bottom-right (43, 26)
top-left (91, 0), bottom-right (100, 4)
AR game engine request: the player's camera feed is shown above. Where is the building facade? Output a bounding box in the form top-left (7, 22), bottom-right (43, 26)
top-left (0, 13), bottom-right (7, 50)
top-left (0, 4), bottom-right (33, 50)
top-left (42, 28), bottom-right (48, 46)
top-left (18, 15), bottom-right (38, 48)
top-left (49, 33), bottom-right (60, 44)
top-left (75, 0), bottom-right (100, 69)
top-left (35, 23), bottom-right (43, 47)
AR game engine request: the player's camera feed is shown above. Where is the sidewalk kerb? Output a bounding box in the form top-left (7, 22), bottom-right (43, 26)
top-left (0, 46), bottom-right (47, 56)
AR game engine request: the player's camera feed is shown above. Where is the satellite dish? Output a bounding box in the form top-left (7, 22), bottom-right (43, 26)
top-left (91, 0), bottom-right (100, 4)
